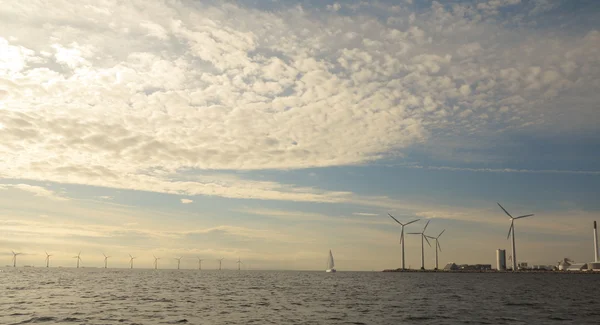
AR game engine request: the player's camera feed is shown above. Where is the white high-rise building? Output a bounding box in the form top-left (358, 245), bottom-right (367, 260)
top-left (496, 249), bottom-right (506, 271)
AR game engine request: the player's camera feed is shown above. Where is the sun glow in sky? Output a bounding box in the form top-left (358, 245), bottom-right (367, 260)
top-left (1, 0), bottom-right (599, 270)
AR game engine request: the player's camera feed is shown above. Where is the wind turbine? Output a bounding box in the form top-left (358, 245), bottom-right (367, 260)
top-left (217, 257), bottom-right (224, 270)
top-left (498, 203), bottom-right (534, 272)
top-left (408, 220), bottom-right (431, 270)
top-left (236, 257), bottom-right (242, 271)
top-left (129, 254), bottom-right (136, 269)
top-left (73, 252), bottom-right (82, 268)
top-left (196, 257), bottom-right (203, 270)
top-left (11, 251), bottom-right (21, 268)
top-left (45, 251), bottom-right (52, 268)
top-left (174, 257), bottom-right (182, 270)
top-left (388, 213), bottom-right (420, 270)
top-left (153, 255), bottom-right (160, 270)
top-left (102, 253), bottom-right (110, 269)
top-left (425, 229), bottom-right (445, 270)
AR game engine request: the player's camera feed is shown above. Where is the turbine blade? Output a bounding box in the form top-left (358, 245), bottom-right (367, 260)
top-left (516, 214), bottom-right (534, 219)
top-left (424, 235), bottom-right (431, 247)
top-left (405, 219), bottom-right (420, 226)
top-left (399, 231), bottom-right (404, 244)
top-left (437, 240), bottom-right (442, 252)
top-left (507, 221), bottom-right (513, 239)
top-left (423, 220), bottom-right (430, 232)
top-left (497, 203), bottom-right (513, 218)
top-left (407, 232), bottom-right (421, 234)
top-left (438, 229), bottom-right (445, 238)
top-left (387, 213), bottom-right (402, 225)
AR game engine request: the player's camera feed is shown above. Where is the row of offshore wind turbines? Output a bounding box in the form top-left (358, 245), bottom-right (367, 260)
top-left (8, 251), bottom-right (244, 271)
top-left (7, 202), bottom-right (530, 271)
top-left (387, 202), bottom-right (532, 271)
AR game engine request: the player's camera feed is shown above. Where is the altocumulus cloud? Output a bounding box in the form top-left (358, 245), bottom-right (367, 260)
top-left (0, 0), bottom-right (598, 201)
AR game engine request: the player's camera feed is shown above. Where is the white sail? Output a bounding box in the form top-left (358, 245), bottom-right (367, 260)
top-left (326, 249), bottom-right (336, 272)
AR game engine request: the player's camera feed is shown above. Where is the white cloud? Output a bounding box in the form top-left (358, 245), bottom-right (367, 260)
top-left (0, 184), bottom-right (68, 201)
top-left (180, 198), bottom-right (193, 204)
top-left (353, 212), bottom-right (379, 216)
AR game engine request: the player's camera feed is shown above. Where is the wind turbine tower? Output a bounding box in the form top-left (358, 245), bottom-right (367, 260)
top-left (174, 257), bottom-right (182, 270)
top-left (129, 254), bottom-right (136, 269)
top-left (408, 220), bottom-right (431, 270)
top-left (103, 253), bottom-right (110, 269)
top-left (196, 257), bottom-right (203, 270)
top-left (425, 229), bottom-right (445, 270)
top-left (218, 257), bottom-right (224, 270)
top-left (73, 252), bottom-right (82, 268)
top-left (45, 251), bottom-right (52, 268)
top-left (153, 255), bottom-right (160, 269)
top-left (11, 251), bottom-right (21, 268)
top-left (388, 213), bottom-right (419, 270)
top-left (498, 203), bottom-right (534, 271)
top-left (237, 257), bottom-right (242, 271)
top-left (594, 221), bottom-right (599, 263)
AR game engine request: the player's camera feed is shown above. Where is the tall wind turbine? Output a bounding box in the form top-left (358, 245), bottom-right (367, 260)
top-left (153, 255), bottom-right (160, 270)
top-left (174, 257), bottom-right (182, 270)
top-left (129, 254), bottom-right (136, 269)
top-left (217, 257), bottom-right (224, 270)
top-left (45, 251), bottom-right (52, 268)
top-left (11, 251), bottom-right (21, 268)
top-left (196, 257), bottom-right (203, 270)
top-left (425, 229), bottom-right (445, 270)
top-left (236, 257), bottom-right (242, 271)
top-left (388, 213), bottom-right (420, 270)
top-left (408, 220), bottom-right (431, 270)
top-left (73, 252), bottom-right (82, 268)
top-left (102, 253), bottom-right (110, 269)
top-left (498, 203), bottom-right (534, 271)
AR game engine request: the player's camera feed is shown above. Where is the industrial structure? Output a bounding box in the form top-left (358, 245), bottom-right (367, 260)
top-left (496, 249), bottom-right (506, 271)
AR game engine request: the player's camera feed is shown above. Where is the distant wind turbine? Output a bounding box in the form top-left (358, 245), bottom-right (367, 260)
top-left (11, 251), bottom-right (21, 268)
top-left (45, 251), bottom-right (52, 268)
top-left (174, 257), bottom-right (182, 270)
top-left (236, 257), bottom-right (242, 271)
top-left (425, 229), bottom-right (445, 270)
top-left (498, 203), bottom-right (534, 272)
top-left (196, 257), bottom-right (203, 270)
top-left (153, 255), bottom-right (160, 270)
top-left (408, 220), bottom-right (432, 270)
top-left (388, 213), bottom-right (420, 270)
top-left (217, 257), bottom-right (224, 270)
top-left (129, 254), bottom-right (136, 269)
top-left (103, 253), bottom-right (110, 268)
top-left (73, 252), bottom-right (82, 268)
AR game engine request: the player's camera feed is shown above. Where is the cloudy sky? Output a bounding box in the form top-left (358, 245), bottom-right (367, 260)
top-left (1, 0), bottom-right (599, 270)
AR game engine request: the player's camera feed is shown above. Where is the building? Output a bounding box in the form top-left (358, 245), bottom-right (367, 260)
top-left (587, 262), bottom-right (600, 271)
top-left (459, 264), bottom-right (492, 271)
top-left (496, 249), bottom-right (506, 271)
top-left (444, 263), bottom-right (458, 271)
top-left (567, 263), bottom-right (588, 271)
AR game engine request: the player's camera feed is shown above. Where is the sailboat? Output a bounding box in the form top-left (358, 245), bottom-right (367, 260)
top-left (326, 249), bottom-right (336, 273)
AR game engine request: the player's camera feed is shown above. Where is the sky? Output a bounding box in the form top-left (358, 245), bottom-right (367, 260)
top-left (0, 0), bottom-right (599, 270)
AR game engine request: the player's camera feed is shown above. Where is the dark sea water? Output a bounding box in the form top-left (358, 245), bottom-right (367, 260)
top-left (1, 268), bottom-right (599, 324)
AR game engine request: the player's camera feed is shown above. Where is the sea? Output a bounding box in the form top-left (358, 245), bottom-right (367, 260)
top-left (1, 268), bottom-right (599, 325)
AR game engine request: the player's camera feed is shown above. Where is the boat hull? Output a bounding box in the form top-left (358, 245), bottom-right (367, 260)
top-left (326, 269), bottom-right (336, 273)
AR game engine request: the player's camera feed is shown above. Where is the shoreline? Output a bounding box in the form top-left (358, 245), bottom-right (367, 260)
top-left (382, 268), bottom-right (600, 274)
